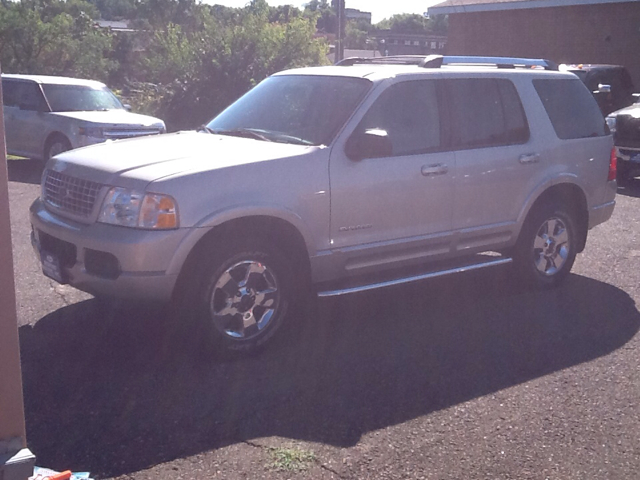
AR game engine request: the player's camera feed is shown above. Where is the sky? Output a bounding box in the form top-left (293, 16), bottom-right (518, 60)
top-left (206, 1), bottom-right (443, 24)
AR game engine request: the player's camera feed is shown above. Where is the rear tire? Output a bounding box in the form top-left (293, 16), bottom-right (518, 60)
top-left (513, 203), bottom-right (577, 289)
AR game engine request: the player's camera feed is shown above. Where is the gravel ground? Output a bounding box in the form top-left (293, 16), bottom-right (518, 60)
top-left (8, 158), bottom-right (640, 479)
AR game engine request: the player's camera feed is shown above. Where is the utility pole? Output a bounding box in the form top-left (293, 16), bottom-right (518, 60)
top-left (335, 0), bottom-right (345, 63)
top-left (0, 65), bottom-right (35, 480)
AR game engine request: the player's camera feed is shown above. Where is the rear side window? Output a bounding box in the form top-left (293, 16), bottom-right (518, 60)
top-left (533, 78), bottom-right (606, 139)
top-left (445, 78), bottom-right (529, 149)
top-left (1, 80), bottom-right (47, 111)
top-left (2, 79), bottom-right (19, 107)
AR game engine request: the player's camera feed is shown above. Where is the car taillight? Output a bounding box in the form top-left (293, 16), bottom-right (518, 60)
top-left (608, 147), bottom-right (617, 181)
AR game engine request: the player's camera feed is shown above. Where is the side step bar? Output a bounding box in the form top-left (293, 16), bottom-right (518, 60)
top-left (317, 256), bottom-right (512, 298)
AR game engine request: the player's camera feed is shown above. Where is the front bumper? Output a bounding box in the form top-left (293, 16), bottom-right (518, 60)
top-left (616, 146), bottom-right (640, 177)
top-left (30, 198), bottom-right (189, 301)
top-left (589, 200), bottom-right (616, 229)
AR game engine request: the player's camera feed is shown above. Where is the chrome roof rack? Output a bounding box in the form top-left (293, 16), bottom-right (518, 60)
top-left (336, 55), bottom-right (559, 71)
top-left (336, 55), bottom-right (435, 66)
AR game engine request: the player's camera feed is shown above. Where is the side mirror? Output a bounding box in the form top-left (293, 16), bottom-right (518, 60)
top-left (345, 129), bottom-right (393, 161)
top-left (123, 104), bottom-right (132, 112)
top-left (596, 84), bottom-right (612, 94)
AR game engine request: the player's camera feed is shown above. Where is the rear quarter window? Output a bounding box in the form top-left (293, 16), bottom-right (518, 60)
top-left (533, 78), bottom-right (606, 140)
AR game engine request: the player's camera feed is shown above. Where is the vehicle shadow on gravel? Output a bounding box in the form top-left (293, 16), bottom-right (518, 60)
top-left (7, 157), bottom-right (44, 185)
top-left (19, 269), bottom-right (640, 478)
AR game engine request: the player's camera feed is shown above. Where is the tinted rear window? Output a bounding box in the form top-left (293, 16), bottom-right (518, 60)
top-left (446, 78), bottom-right (529, 149)
top-left (533, 78), bottom-right (606, 140)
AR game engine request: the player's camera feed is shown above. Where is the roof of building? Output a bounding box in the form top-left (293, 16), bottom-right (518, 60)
top-left (429, 0), bottom-right (634, 15)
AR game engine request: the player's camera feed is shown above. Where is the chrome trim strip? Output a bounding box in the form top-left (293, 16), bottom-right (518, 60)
top-left (317, 257), bottom-right (512, 297)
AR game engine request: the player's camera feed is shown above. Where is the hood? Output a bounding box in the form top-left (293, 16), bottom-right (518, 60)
top-left (50, 109), bottom-right (165, 127)
top-left (50, 131), bottom-right (318, 188)
top-left (609, 102), bottom-right (640, 118)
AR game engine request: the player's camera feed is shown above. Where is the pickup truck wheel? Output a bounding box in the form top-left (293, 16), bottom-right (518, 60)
top-left (45, 135), bottom-right (71, 162)
top-left (193, 241), bottom-right (292, 356)
top-left (514, 203), bottom-right (577, 289)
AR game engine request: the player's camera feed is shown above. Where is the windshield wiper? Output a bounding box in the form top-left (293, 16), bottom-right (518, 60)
top-left (208, 128), bottom-right (272, 142)
top-left (199, 125), bottom-right (215, 134)
top-left (264, 132), bottom-right (315, 146)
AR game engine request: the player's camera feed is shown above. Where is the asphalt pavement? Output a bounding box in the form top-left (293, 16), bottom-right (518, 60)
top-left (7, 157), bottom-right (640, 479)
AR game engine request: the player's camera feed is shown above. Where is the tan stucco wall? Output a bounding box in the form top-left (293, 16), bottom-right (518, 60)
top-left (0, 68), bottom-right (27, 453)
top-left (445, 2), bottom-right (640, 89)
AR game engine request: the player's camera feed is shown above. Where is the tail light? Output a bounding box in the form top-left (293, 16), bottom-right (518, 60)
top-left (608, 147), bottom-right (617, 181)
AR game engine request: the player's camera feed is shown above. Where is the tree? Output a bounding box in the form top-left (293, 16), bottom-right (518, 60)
top-left (0, 0), bottom-right (115, 80)
top-left (304, 0), bottom-right (335, 33)
top-left (87, 0), bottom-right (137, 20)
top-left (375, 13), bottom-right (448, 36)
top-left (142, 5), bottom-right (328, 130)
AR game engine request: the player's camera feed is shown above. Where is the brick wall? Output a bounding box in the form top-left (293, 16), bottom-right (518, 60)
top-left (445, 2), bottom-right (640, 89)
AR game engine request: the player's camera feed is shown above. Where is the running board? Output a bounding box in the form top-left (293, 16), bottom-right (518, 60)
top-left (317, 256), bottom-right (512, 298)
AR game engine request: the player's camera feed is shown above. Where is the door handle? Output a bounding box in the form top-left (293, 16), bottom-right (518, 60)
top-left (421, 163), bottom-right (448, 176)
top-left (519, 153), bottom-right (540, 165)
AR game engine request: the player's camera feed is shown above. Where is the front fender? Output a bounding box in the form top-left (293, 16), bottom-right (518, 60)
top-left (165, 204), bottom-right (316, 276)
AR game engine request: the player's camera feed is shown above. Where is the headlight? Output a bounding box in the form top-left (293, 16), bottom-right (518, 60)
top-left (79, 126), bottom-right (105, 138)
top-left (98, 187), bottom-right (178, 229)
top-left (605, 116), bottom-right (616, 134)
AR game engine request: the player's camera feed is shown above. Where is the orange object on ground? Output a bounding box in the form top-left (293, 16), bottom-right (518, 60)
top-left (43, 471), bottom-right (72, 480)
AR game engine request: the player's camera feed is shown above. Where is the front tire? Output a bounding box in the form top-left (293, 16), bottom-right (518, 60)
top-left (513, 203), bottom-right (577, 289)
top-left (45, 135), bottom-right (71, 162)
top-left (190, 239), bottom-right (293, 356)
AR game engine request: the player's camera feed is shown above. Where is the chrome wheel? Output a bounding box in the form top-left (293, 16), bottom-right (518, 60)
top-left (532, 217), bottom-right (570, 276)
top-left (209, 260), bottom-right (280, 340)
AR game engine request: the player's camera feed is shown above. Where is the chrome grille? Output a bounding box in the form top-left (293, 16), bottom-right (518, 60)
top-left (43, 170), bottom-right (103, 218)
top-left (104, 128), bottom-right (163, 139)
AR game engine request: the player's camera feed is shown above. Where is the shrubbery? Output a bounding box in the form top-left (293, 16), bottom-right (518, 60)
top-left (0, 0), bottom-right (329, 130)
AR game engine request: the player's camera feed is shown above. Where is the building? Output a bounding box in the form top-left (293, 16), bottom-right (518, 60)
top-left (95, 19), bottom-right (135, 33)
top-left (345, 7), bottom-right (372, 23)
top-left (374, 32), bottom-right (447, 56)
top-left (327, 48), bottom-right (383, 63)
top-left (428, 0), bottom-right (640, 88)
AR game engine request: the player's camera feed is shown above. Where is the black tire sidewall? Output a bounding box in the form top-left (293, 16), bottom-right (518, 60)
top-left (192, 240), bottom-right (293, 355)
top-left (45, 136), bottom-right (71, 161)
top-left (514, 204), bottom-right (577, 289)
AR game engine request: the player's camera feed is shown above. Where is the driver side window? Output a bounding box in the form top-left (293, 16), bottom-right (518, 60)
top-left (357, 80), bottom-right (441, 157)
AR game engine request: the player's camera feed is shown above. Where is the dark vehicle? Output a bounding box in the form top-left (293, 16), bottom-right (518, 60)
top-left (561, 64), bottom-right (636, 115)
top-left (607, 96), bottom-right (640, 181)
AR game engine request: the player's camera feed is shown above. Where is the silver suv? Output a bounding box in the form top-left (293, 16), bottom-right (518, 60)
top-left (30, 56), bottom-right (617, 354)
top-left (2, 74), bottom-right (165, 161)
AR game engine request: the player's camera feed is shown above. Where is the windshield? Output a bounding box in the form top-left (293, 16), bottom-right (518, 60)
top-left (42, 84), bottom-right (124, 112)
top-left (206, 75), bottom-right (372, 146)
top-left (569, 70), bottom-right (588, 82)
